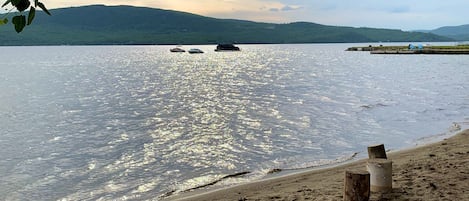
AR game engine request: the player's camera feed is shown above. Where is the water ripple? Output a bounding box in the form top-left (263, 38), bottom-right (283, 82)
top-left (0, 44), bottom-right (468, 200)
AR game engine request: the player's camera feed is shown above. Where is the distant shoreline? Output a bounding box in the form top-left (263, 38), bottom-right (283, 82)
top-left (0, 5), bottom-right (451, 46)
top-left (0, 41), bottom-right (459, 47)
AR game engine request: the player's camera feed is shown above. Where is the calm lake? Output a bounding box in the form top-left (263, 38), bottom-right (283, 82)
top-left (1, 44), bottom-right (468, 200)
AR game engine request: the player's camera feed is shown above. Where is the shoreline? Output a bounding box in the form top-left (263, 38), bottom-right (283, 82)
top-left (166, 129), bottom-right (469, 201)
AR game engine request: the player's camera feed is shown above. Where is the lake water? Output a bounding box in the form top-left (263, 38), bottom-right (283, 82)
top-left (1, 44), bottom-right (468, 200)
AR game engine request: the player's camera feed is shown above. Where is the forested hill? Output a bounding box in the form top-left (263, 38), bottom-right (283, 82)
top-left (429, 24), bottom-right (469, 41)
top-left (0, 5), bottom-right (451, 45)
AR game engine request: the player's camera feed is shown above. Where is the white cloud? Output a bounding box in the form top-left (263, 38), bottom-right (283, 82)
top-left (270, 5), bottom-right (302, 12)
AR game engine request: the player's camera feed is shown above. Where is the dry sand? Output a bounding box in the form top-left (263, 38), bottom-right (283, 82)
top-left (168, 129), bottom-right (469, 201)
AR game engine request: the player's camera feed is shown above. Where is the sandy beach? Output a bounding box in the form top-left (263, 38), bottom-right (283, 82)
top-left (167, 129), bottom-right (469, 201)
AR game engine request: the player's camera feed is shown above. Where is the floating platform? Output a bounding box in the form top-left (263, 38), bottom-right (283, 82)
top-left (370, 50), bottom-right (415, 54)
top-left (370, 49), bottom-right (469, 55)
top-left (347, 45), bottom-right (469, 55)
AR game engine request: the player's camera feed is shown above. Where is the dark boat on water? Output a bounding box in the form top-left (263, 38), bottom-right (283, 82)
top-left (170, 47), bottom-right (185, 52)
top-left (215, 44), bottom-right (240, 51)
top-left (188, 48), bottom-right (204, 54)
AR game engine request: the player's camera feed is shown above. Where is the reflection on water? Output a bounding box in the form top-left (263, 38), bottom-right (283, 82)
top-left (0, 44), bottom-right (468, 200)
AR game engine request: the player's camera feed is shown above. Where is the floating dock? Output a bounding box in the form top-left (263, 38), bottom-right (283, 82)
top-left (370, 49), bottom-right (469, 55)
top-left (347, 45), bottom-right (469, 55)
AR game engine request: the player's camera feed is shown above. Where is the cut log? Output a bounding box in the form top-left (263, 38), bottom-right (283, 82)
top-left (367, 159), bottom-right (392, 192)
top-left (367, 144), bottom-right (387, 159)
top-left (344, 170), bottom-right (370, 201)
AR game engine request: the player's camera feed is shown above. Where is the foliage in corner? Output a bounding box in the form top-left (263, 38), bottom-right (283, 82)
top-left (1, 0), bottom-right (51, 33)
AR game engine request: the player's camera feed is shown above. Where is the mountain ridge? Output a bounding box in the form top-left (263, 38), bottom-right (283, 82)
top-left (428, 24), bottom-right (469, 41)
top-left (0, 5), bottom-right (452, 45)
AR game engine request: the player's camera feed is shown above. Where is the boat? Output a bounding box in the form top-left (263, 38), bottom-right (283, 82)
top-left (188, 48), bottom-right (204, 54)
top-left (170, 47), bottom-right (185, 52)
top-left (215, 44), bottom-right (240, 51)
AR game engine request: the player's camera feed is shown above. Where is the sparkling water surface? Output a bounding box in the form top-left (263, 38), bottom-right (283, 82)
top-left (0, 44), bottom-right (468, 200)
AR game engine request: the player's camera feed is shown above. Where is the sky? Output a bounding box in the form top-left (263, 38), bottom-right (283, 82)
top-left (35, 0), bottom-right (469, 30)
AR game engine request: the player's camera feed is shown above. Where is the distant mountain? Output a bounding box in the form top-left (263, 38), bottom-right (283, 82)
top-left (428, 24), bottom-right (469, 41)
top-left (0, 5), bottom-right (451, 45)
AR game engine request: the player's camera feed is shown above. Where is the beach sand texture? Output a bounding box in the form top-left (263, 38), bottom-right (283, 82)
top-left (169, 129), bottom-right (469, 201)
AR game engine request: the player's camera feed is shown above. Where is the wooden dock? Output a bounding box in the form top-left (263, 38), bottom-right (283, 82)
top-left (370, 50), bottom-right (415, 54)
top-left (371, 49), bottom-right (469, 55)
top-left (347, 45), bottom-right (469, 55)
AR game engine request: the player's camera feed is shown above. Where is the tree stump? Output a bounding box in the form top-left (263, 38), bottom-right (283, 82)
top-left (367, 159), bottom-right (392, 192)
top-left (344, 170), bottom-right (370, 201)
top-left (367, 144), bottom-right (387, 159)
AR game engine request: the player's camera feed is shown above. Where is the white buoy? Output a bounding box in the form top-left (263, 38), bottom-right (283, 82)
top-left (367, 159), bottom-right (392, 192)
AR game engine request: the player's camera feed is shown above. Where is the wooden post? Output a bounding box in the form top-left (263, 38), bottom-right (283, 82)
top-left (367, 144), bottom-right (387, 159)
top-left (344, 170), bottom-right (370, 201)
top-left (367, 159), bottom-right (392, 193)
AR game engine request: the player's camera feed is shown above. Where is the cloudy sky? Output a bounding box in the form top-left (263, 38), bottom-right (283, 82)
top-left (44, 0), bottom-right (468, 30)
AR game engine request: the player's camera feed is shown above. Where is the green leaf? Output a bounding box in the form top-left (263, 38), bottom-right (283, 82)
top-left (0, 18), bottom-right (8, 25)
top-left (14, 0), bottom-right (30, 12)
top-left (27, 6), bottom-right (35, 25)
top-left (10, 0), bottom-right (21, 6)
top-left (2, 0), bottom-right (12, 7)
top-left (10, 0), bottom-right (20, 6)
top-left (37, 2), bottom-right (50, 15)
top-left (12, 15), bottom-right (26, 33)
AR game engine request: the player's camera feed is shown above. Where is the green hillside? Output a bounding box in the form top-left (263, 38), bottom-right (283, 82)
top-left (430, 24), bottom-right (469, 41)
top-left (0, 5), bottom-right (451, 45)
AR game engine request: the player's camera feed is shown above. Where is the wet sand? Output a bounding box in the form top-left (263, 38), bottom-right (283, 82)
top-left (168, 129), bottom-right (469, 201)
